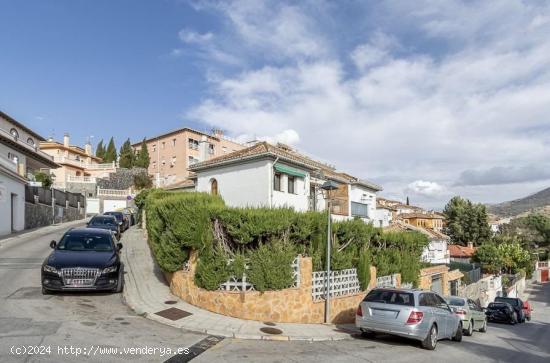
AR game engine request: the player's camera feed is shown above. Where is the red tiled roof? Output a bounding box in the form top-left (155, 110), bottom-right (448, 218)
top-left (449, 244), bottom-right (477, 258)
top-left (399, 212), bottom-right (444, 220)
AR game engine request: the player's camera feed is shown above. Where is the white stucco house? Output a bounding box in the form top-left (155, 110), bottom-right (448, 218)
top-left (374, 205), bottom-right (393, 227)
top-left (188, 142), bottom-right (383, 223)
top-left (0, 111), bottom-right (58, 236)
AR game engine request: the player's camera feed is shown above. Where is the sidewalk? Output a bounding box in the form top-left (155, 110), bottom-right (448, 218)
top-left (0, 218), bottom-right (89, 248)
top-left (121, 227), bottom-right (359, 341)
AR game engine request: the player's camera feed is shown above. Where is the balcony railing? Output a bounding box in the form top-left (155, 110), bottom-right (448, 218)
top-left (97, 188), bottom-right (131, 197)
top-left (67, 175), bottom-right (96, 183)
top-left (54, 156), bottom-right (116, 170)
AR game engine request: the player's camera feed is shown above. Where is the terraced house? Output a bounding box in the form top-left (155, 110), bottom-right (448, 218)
top-left (187, 141), bottom-right (383, 223)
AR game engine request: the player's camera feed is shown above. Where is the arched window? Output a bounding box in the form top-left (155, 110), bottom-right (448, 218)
top-left (27, 137), bottom-right (35, 147)
top-left (10, 128), bottom-right (19, 139)
top-left (210, 178), bottom-right (218, 195)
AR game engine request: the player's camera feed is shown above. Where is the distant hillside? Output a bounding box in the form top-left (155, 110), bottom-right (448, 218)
top-left (487, 187), bottom-right (550, 217)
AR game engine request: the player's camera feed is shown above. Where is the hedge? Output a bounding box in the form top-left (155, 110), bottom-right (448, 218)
top-left (138, 189), bottom-right (429, 290)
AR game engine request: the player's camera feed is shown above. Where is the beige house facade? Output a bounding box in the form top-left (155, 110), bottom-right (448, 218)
top-left (132, 128), bottom-right (245, 188)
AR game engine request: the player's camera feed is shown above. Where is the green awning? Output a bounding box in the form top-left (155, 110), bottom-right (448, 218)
top-left (274, 164), bottom-right (306, 178)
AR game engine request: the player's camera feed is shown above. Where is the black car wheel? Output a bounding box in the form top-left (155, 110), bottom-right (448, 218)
top-left (464, 320), bottom-right (473, 336)
top-left (452, 322), bottom-right (463, 342)
top-left (114, 266), bottom-right (124, 293)
top-left (361, 330), bottom-right (376, 339)
top-left (479, 319), bottom-right (487, 333)
top-left (511, 313), bottom-right (518, 325)
top-left (41, 287), bottom-right (51, 295)
top-left (422, 325), bottom-right (438, 350)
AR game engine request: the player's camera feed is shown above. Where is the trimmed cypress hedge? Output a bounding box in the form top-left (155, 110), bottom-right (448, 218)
top-left (138, 189), bottom-right (429, 290)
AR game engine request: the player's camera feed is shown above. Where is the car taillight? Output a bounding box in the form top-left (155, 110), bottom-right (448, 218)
top-left (406, 311), bottom-right (424, 324)
top-left (356, 305), bottom-right (363, 317)
top-left (455, 309), bottom-right (467, 316)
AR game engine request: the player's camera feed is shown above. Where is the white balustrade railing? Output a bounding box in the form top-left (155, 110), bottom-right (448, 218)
top-left (97, 188), bottom-right (130, 197)
top-left (67, 175), bottom-right (96, 183)
top-left (376, 274), bottom-right (399, 288)
top-left (53, 156), bottom-right (116, 171)
top-left (312, 268), bottom-right (361, 301)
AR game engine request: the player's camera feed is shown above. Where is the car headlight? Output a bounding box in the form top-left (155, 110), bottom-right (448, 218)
top-left (43, 265), bottom-right (58, 274)
top-left (102, 265), bottom-right (118, 274)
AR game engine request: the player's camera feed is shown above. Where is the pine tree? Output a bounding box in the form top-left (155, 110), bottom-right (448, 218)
top-left (118, 138), bottom-right (135, 168)
top-left (95, 140), bottom-right (105, 159)
top-left (406, 196), bottom-right (410, 206)
top-left (135, 138), bottom-right (150, 169)
top-left (104, 137), bottom-right (117, 163)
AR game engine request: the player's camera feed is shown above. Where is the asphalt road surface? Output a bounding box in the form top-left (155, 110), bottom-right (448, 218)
top-left (1, 226), bottom-right (549, 363)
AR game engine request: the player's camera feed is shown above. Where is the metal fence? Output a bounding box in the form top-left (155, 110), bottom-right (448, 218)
top-left (218, 256), bottom-right (301, 292)
top-left (312, 268), bottom-right (361, 301)
top-left (466, 267), bottom-right (482, 283)
top-left (25, 185), bottom-right (85, 208)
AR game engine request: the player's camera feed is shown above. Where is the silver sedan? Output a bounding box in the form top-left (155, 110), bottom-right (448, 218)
top-left (356, 288), bottom-right (463, 350)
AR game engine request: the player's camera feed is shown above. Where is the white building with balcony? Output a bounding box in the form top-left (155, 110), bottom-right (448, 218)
top-left (0, 111), bottom-right (59, 236)
top-left (188, 142), bottom-right (382, 222)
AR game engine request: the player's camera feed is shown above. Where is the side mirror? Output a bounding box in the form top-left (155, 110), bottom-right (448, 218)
top-left (50, 240), bottom-right (57, 249)
top-left (117, 243), bottom-right (123, 251)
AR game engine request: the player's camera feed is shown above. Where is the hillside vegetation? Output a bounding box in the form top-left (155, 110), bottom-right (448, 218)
top-left (487, 186), bottom-right (550, 217)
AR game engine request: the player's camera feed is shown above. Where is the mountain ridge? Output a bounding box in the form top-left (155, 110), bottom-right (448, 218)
top-left (487, 186), bottom-right (550, 217)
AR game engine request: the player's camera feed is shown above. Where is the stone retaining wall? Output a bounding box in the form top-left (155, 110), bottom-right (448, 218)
top-left (25, 202), bottom-right (85, 230)
top-left (167, 250), bottom-right (378, 324)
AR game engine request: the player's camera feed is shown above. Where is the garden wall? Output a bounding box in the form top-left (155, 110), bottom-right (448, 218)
top-left (167, 250), bottom-right (378, 324)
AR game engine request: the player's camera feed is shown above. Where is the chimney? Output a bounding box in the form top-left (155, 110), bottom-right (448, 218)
top-left (84, 142), bottom-right (92, 156)
top-left (467, 242), bottom-right (474, 249)
top-left (63, 133), bottom-right (70, 147)
top-left (198, 135), bottom-right (209, 162)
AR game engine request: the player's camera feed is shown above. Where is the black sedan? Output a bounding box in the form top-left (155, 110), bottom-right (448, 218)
top-left (104, 211), bottom-right (129, 232)
top-left (41, 228), bottom-right (124, 294)
top-left (86, 215), bottom-right (121, 239)
top-left (495, 296), bottom-right (525, 323)
top-left (485, 302), bottom-right (517, 324)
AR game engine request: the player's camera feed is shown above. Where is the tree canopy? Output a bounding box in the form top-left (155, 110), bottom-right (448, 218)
top-left (103, 137), bottom-right (117, 163)
top-left (443, 196), bottom-right (491, 246)
top-left (134, 139), bottom-right (150, 169)
top-left (95, 140), bottom-right (105, 160)
top-left (473, 235), bottom-right (532, 275)
top-left (118, 138), bottom-right (135, 168)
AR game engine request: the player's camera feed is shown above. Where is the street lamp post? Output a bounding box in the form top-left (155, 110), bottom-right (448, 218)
top-left (321, 180), bottom-right (339, 324)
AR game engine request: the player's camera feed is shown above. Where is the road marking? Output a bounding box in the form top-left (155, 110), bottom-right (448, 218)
top-left (164, 335), bottom-right (224, 363)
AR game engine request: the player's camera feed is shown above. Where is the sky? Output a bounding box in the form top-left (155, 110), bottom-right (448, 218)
top-left (1, 0), bottom-right (550, 209)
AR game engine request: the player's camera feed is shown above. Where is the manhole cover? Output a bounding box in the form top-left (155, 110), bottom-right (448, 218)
top-left (164, 300), bottom-right (177, 305)
top-left (263, 322), bottom-right (276, 326)
top-left (260, 327), bottom-right (283, 335)
top-left (155, 307), bottom-right (192, 321)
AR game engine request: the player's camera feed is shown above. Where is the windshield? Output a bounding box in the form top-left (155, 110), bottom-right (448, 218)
top-left (364, 290), bottom-right (415, 306)
top-left (90, 217), bottom-right (116, 226)
top-left (446, 297), bottom-right (465, 306)
top-left (57, 233), bottom-right (113, 252)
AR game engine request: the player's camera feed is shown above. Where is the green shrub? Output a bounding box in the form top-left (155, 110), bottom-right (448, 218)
top-left (246, 239), bottom-right (296, 291)
top-left (357, 247), bottom-right (372, 290)
top-left (195, 246), bottom-right (231, 290)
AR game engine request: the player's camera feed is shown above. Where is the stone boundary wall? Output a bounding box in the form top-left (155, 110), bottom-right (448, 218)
top-left (167, 250), bottom-right (378, 324)
top-left (25, 202), bottom-right (85, 230)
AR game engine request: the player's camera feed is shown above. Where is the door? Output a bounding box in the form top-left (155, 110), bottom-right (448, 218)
top-left (542, 269), bottom-right (549, 282)
top-left (433, 294), bottom-right (454, 338)
top-left (431, 275), bottom-right (443, 295)
top-left (10, 193), bottom-right (16, 232)
top-left (468, 299), bottom-right (484, 325)
top-left (309, 185), bottom-right (317, 211)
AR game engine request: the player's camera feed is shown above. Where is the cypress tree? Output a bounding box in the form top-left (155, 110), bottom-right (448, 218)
top-left (104, 137), bottom-right (117, 163)
top-left (95, 140), bottom-right (105, 159)
top-left (135, 138), bottom-right (150, 169)
top-left (118, 138), bottom-right (135, 168)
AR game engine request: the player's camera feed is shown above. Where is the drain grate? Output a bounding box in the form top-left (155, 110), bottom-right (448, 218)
top-left (154, 307), bottom-right (192, 321)
top-left (260, 327), bottom-right (283, 335)
top-left (263, 322), bottom-right (276, 326)
top-left (164, 300), bottom-right (178, 305)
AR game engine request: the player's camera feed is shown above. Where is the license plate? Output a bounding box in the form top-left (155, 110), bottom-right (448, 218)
top-left (373, 309), bottom-right (398, 318)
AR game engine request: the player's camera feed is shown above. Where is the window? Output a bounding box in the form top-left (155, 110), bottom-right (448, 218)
top-left (188, 138), bottom-right (199, 150)
top-left (274, 172), bottom-right (281, 191)
top-left (161, 141), bottom-right (165, 149)
top-left (171, 156), bottom-right (176, 167)
top-left (434, 294), bottom-right (451, 311)
top-left (351, 202), bottom-right (369, 218)
top-left (364, 289), bottom-right (414, 306)
top-left (27, 137), bottom-right (35, 147)
top-left (10, 128), bottom-right (19, 139)
top-left (152, 144), bottom-right (156, 152)
top-left (172, 138), bottom-right (176, 147)
top-left (209, 144), bottom-right (215, 154)
top-left (287, 176), bottom-right (295, 194)
top-left (210, 178), bottom-right (218, 195)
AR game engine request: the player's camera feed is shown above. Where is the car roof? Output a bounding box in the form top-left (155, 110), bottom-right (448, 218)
top-left (370, 287), bottom-right (426, 295)
top-left (66, 227), bottom-right (112, 235)
top-left (91, 215), bottom-right (116, 219)
top-left (104, 211), bottom-right (122, 214)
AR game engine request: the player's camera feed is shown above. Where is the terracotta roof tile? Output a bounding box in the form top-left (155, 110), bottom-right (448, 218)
top-left (449, 244), bottom-right (477, 258)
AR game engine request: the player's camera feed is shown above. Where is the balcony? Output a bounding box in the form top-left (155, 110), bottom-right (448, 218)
top-left (54, 156), bottom-right (116, 170)
top-left (0, 154), bottom-right (18, 173)
top-left (67, 175), bottom-right (96, 183)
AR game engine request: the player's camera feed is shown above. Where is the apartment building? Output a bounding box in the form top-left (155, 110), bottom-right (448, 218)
top-left (40, 133), bottom-right (117, 191)
top-left (132, 127), bottom-right (245, 187)
top-left (0, 111), bottom-right (58, 235)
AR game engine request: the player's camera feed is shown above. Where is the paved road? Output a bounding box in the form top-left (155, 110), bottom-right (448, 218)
top-left (197, 283), bottom-right (550, 363)
top-left (0, 226), bottom-right (205, 363)
top-left (1, 225), bottom-right (549, 362)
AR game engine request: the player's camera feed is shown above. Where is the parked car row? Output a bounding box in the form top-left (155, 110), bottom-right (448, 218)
top-left (87, 207), bottom-right (139, 239)
top-left (356, 287), bottom-right (533, 350)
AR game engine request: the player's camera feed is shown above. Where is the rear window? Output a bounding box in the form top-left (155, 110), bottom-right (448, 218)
top-left (495, 297), bottom-right (519, 306)
top-left (90, 217), bottom-right (116, 226)
top-left (364, 289), bottom-right (415, 306)
top-left (446, 297), bottom-right (465, 306)
top-left (488, 303), bottom-right (508, 310)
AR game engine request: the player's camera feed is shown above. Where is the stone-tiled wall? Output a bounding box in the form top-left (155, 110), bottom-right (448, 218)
top-left (167, 250), bottom-right (378, 324)
top-left (97, 167), bottom-right (147, 190)
top-left (25, 202), bottom-right (85, 229)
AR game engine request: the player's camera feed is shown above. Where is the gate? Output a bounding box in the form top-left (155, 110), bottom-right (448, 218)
top-left (86, 198), bottom-right (100, 215)
top-left (542, 269), bottom-right (549, 283)
top-left (431, 275), bottom-right (443, 294)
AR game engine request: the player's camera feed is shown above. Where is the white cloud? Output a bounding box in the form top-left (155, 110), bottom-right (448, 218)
top-left (182, 0), bottom-right (550, 208)
top-left (178, 29), bottom-right (214, 44)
